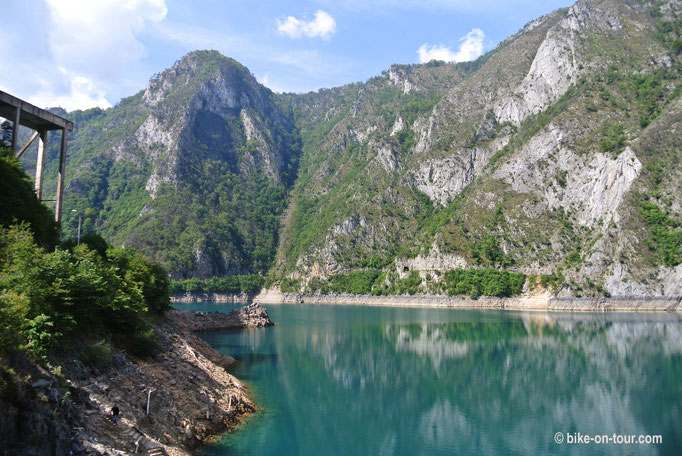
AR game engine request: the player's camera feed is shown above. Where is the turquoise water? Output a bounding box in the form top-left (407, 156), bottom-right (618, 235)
top-left (173, 303), bottom-right (682, 455)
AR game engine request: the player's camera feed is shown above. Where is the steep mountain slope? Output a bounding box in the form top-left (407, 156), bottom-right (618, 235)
top-left (22, 0), bottom-right (681, 296)
top-left (35, 51), bottom-right (300, 278)
top-left (274, 0), bottom-right (682, 297)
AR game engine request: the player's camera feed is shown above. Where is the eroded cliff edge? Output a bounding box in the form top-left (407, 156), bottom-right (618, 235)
top-left (0, 304), bottom-right (274, 456)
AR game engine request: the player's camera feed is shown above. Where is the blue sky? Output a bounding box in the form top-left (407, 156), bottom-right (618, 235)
top-left (1, 0), bottom-right (573, 111)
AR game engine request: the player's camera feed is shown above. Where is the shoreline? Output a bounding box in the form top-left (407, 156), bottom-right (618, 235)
top-left (171, 292), bottom-right (256, 303)
top-left (170, 290), bottom-right (682, 312)
top-left (251, 290), bottom-right (682, 312)
top-left (65, 305), bottom-right (273, 456)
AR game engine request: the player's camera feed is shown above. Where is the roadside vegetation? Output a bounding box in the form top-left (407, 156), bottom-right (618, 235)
top-left (169, 274), bottom-right (265, 295)
top-left (0, 146), bottom-right (170, 361)
top-left (278, 267), bottom-right (527, 298)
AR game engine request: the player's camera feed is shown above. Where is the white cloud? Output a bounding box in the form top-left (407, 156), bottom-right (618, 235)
top-left (277, 10), bottom-right (336, 40)
top-left (270, 50), bottom-right (322, 73)
top-left (417, 28), bottom-right (485, 63)
top-left (29, 68), bottom-right (112, 111)
top-left (258, 73), bottom-right (290, 94)
top-left (0, 0), bottom-right (167, 111)
top-left (45, 0), bottom-right (167, 80)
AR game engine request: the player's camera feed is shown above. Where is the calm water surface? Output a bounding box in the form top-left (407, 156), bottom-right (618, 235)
top-left (173, 303), bottom-right (682, 455)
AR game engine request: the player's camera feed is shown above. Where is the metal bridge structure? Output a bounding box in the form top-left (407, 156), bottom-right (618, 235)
top-left (0, 90), bottom-right (74, 223)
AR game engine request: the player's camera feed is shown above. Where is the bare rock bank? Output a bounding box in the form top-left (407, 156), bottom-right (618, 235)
top-left (170, 292), bottom-right (254, 303)
top-left (1, 305), bottom-right (275, 456)
top-left (166, 303), bottom-right (275, 331)
top-left (254, 289), bottom-right (682, 312)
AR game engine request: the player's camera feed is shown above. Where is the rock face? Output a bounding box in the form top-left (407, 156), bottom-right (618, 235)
top-left (53, 50), bottom-right (299, 279)
top-left (0, 352), bottom-right (81, 456)
top-left (40, 0), bottom-right (682, 296)
top-left (0, 310), bottom-right (266, 456)
top-left (272, 0), bottom-right (682, 297)
top-left (166, 303), bottom-right (275, 331)
top-left (74, 317), bottom-right (255, 456)
top-left (0, 305), bottom-right (277, 455)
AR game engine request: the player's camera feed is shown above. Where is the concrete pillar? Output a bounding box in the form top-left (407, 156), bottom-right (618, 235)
top-left (35, 129), bottom-right (47, 199)
top-left (11, 106), bottom-right (20, 153)
top-left (55, 128), bottom-right (68, 223)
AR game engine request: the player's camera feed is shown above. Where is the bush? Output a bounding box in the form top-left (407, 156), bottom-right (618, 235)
top-left (0, 147), bottom-right (58, 249)
top-left (638, 200), bottom-right (681, 267)
top-left (26, 314), bottom-right (62, 359)
top-left (169, 274), bottom-right (265, 295)
top-left (441, 268), bottom-right (526, 297)
top-left (124, 326), bottom-right (160, 358)
top-left (0, 290), bottom-right (28, 353)
top-left (599, 123), bottom-right (626, 154)
top-left (79, 341), bottom-right (114, 369)
top-left (328, 270), bottom-right (382, 295)
top-left (0, 224), bottom-right (170, 357)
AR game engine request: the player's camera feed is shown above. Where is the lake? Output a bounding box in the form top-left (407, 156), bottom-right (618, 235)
top-left (172, 302), bottom-right (682, 455)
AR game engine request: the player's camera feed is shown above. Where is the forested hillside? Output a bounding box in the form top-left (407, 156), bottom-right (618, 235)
top-left (22, 0), bottom-right (682, 297)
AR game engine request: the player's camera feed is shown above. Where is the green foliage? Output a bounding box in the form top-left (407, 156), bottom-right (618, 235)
top-left (564, 248), bottom-right (583, 267)
top-left (107, 247), bottom-right (171, 314)
top-left (328, 270), bottom-right (382, 295)
top-left (440, 268), bottom-right (526, 298)
top-left (629, 73), bottom-right (666, 128)
top-left (169, 274), bottom-right (265, 295)
top-left (0, 147), bottom-right (58, 249)
top-left (652, 19), bottom-right (682, 54)
top-left (78, 340), bottom-right (114, 369)
top-left (26, 314), bottom-right (61, 359)
top-left (395, 271), bottom-right (423, 295)
top-left (0, 291), bottom-right (27, 353)
top-left (0, 224), bottom-right (170, 357)
top-left (123, 326), bottom-right (160, 358)
top-left (471, 236), bottom-right (513, 267)
top-left (637, 200), bottom-right (682, 267)
top-left (395, 130), bottom-right (415, 154)
top-left (599, 123), bottom-right (626, 154)
top-left (285, 267), bottom-right (526, 298)
top-left (280, 278), bottom-right (302, 293)
top-left (79, 233), bottom-right (109, 257)
top-left (540, 272), bottom-right (564, 291)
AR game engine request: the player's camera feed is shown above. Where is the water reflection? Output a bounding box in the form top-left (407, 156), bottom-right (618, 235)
top-left (178, 303), bottom-right (682, 456)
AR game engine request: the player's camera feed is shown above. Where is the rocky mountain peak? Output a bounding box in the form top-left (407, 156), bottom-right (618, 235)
top-left (52, 0), bottom-right (682, 293)
top-left (142, 50), bottom-right (259, 111)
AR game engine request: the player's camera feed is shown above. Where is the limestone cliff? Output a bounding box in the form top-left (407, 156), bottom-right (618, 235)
top-left (34, 0), bottom-right (682, 297)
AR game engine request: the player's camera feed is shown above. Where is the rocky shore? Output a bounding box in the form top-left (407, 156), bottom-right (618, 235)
top-left (1, 304), bottom-right (274, 456)
top-left (166, 303), bottom-right (275, 331)
top-left (170, 292), bottom-right (254, 303)
top-left (254, 289), bottom-right (682, 312)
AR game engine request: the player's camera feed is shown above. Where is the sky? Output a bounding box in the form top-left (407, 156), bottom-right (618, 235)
top-left (0, 0), bottom-right (574, 112)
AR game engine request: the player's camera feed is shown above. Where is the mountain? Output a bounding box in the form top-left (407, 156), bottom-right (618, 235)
top-left (272, 0), bottom-right (682, 297)
top-left (31, 51), bottom-right (300, 279)
top-left (28, 0), bottom-right (682, 296)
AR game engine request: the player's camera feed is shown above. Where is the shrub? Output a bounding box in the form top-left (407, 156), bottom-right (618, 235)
top-left (441, 268), bottom-right (526, 297)
top-left (124, 327), bottom-right (160, 359)
top-left (638, 200), bottom-right (681, 267)
top-left (0, 224), bottom-right (170, 357)
top-left (79, 341), bottom-right (114, 369)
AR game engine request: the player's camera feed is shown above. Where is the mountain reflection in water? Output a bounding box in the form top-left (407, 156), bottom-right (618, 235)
top-left (172, 303), bottom-right (682, 456)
